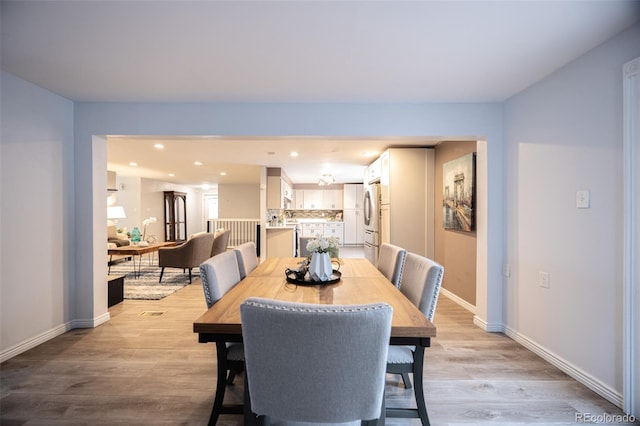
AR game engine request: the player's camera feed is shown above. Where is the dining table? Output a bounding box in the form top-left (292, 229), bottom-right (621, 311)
top-left (193, 256), bottom-right (437, 425)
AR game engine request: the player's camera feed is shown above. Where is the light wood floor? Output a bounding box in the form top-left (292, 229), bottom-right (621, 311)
top-left (1, 278), bottom-right (633, 425)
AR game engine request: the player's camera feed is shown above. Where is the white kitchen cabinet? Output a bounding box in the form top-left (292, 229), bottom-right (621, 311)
top-left (322, 189), bottom-right (343, 209)
top-left (343, 210), bottom-right (363, 245)
top-left (343, 184), bottom-right (364, 245)
top-left (301, 222), bottom-right (324, 238)
top-left (343, 184), bottom-right (363, 210)
top-left (367, 156), bottom-right (381, 184)
top-left (303, 190), bottom-right (323, 209)
top-left (323, 222), bottom-right (344, 245)
top-left (281, 180), bottom-right (292, 201)
top-left (294, 190), bottom-right (305, 209)
top-left (267, 176), bottom-right (291, 209)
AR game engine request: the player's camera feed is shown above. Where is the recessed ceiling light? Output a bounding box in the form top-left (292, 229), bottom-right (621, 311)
top-left (154, 143), bottom-right (164, 149)
top-left (290, 151), bottom-right (299, 157)
top-left (168, 173), bottom-right (175, 177)
top-left (194, 161), bottom-right (203, 166)
top-left (220, 172), bottom-right (227, 176)
top-left (129, 162), bottom-right (138, 167)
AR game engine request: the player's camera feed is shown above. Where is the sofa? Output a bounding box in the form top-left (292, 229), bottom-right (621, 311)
top-left (108, 226), bottom-right (130, 247)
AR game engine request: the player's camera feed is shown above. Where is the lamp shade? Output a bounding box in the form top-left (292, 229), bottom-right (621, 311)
top-left (107, 206), bottom-right (126, 219)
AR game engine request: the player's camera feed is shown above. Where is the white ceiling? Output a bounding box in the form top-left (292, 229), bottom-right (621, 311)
top-left (2, 1), bottom-right (638, 185)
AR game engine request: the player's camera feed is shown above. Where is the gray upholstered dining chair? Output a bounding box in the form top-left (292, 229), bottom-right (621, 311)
top-left (233, 241), bottom-right (259, 279)
top-left (386, 252), bottom-right (444, 425)
top-left (240, 298), bottom-right (393, 425)
top-left (199, 251), bottom-right (245, 417)
top-left (377, 242), bottom-right (407, 287)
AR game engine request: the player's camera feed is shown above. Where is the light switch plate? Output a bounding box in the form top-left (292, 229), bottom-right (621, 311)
top-left (576, 190), bottom-right (590, 209)
top-left (539, 271), bottom-right (550, 288)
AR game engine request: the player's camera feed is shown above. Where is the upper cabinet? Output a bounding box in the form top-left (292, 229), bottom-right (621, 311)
top-left (281, 180), bottom-right (292, 201)
top-left (294, 189), bottom-right (343, 210)
top-left (303, 189), bottom-right (323, 209)
top-left (322, 189), bottom-right (343, 210)
top-left (294, 189), bottom-right (305, 209)
top-left (343, 184), bottom-right (363, 210)
top-left (267, 176), bottom-right (293, 209)
top-left (366, 156), bottom-right (382, 184)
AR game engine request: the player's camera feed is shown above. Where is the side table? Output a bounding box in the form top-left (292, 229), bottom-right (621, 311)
top-left (108, 275), bottom-right (125, 307)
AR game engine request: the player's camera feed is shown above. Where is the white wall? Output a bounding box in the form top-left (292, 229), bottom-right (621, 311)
top-left (218, 184), bottom-right (261, 218)
top-left (113, 175), bottom-right (141, 233)
top-left (503, 24), bottom-right (640, 405)
top-left (0, 71), bottom-right (75, 359)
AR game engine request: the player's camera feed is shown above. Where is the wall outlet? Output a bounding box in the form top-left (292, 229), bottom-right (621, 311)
top-left (503, 263), bottom-right (511, 278)
top-left (539, 271), bottom-right (550, 288)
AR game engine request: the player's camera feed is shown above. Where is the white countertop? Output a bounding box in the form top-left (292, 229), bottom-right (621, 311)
top-left (265, 224), bottom-right (297, 230)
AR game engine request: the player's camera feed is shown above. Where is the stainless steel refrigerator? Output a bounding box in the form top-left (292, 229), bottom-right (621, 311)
top-left (363, 183), bottom-right (380, 264)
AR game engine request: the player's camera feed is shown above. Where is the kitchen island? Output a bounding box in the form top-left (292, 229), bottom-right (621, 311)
top-left (265, 224), bottom-right (297, 257)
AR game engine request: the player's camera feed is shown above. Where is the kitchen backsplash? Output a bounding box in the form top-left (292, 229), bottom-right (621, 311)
top-left (287, 210), bottom-right (343, 220)
top-left (268, 209), bottom-right (343, 223)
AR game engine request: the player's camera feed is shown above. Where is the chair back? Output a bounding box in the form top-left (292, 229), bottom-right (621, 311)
top-left (399, 253), bottom-right (444, 321)
top-left (199, 251), bottom-right (241, 308)
top-left (183, 232), bottom-right (216, 267)
top-left (211, 229), bottom-right (230, 257)
top-left (233, 241), bottom-right (258, 279)
top-left (241, 298), bottom-right (393, 423)
top-left (377, 243), bottom-right (407, 287)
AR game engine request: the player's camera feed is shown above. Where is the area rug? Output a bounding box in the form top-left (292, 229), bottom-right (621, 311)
top-left (108, 257), bottom-right (198, 300)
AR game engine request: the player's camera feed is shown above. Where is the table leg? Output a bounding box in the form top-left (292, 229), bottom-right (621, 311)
top-left (208, 341), bottom-right (229, 425)
top-left (132, 254), bottom-right (141, 278)
top-left (412, 346), bottom-right (430, 426)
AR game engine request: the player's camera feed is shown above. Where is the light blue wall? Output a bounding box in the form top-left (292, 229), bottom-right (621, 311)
top-left (1, 71), bottom-right (75, 356)
top-left (503, 23), bottom-right (640, 404)
top-left (2, 22), bottom-right (638, 408)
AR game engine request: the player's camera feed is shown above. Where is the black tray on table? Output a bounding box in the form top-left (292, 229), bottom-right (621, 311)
top-left (285, 269), bottom-right (342, 285)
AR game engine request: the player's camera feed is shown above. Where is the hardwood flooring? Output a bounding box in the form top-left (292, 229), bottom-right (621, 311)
top-left (1, 277), bottom-right (634, 425)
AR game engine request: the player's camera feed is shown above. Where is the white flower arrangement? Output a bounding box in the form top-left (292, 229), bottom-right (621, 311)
top-left (142, 216), bottom-right (157, 240)
top-left (306, 236), bottom-right (340, 259)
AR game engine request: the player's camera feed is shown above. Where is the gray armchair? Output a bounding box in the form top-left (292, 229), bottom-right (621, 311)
top-left (241, 297), bottom-right (393, 425)
top-left (158, 232), bottom-right (215, 283)
top-left (211, 229), bottom-right (230, 257)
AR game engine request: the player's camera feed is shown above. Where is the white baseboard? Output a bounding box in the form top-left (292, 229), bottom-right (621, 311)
top-left (0, 312), bottom-right (111, 363)
top-left (472, 315), bottom-right (504, 332)
top-left (503, 325), bottom-right (623, 408)
top-left (71, 312), bottom-right (111, 328)
top-left (0, 322), bottom-right (72, 363)
top-left (439, 288), bottom-right (622, 408)
top-left (440, 288), bottom-right (476, 314)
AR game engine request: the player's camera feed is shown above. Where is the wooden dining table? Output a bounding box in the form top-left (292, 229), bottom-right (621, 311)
top-left (193, 257), bottom-right (437, 425)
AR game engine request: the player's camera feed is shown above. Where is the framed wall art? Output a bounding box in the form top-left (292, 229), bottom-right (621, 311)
top-left (442, 152), bottom-right (476, 232)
